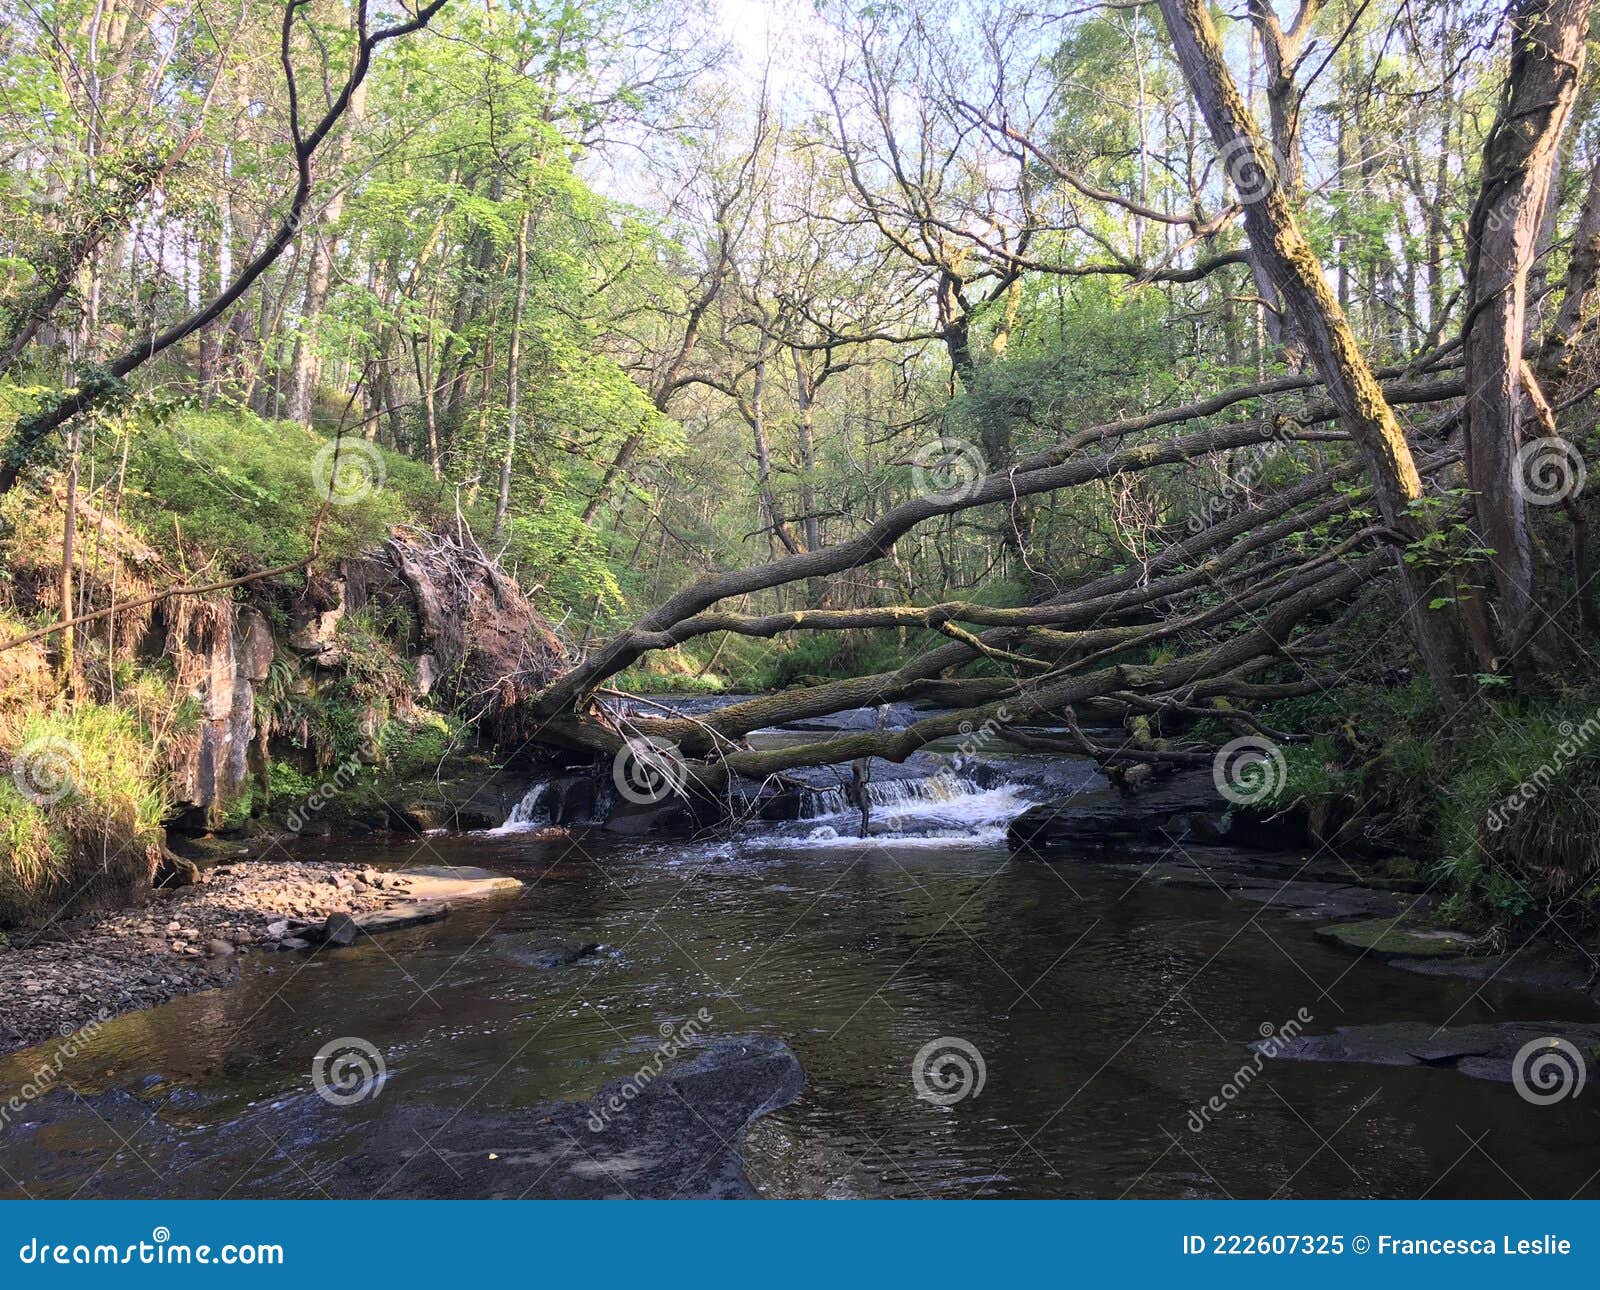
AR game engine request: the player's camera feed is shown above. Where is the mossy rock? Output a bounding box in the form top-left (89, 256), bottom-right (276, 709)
top-left (1315, 918), bottom-right (1475, 959)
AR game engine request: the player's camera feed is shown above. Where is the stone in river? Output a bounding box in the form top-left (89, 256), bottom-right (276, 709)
top-left (321, 913), bottom-right (360, 947)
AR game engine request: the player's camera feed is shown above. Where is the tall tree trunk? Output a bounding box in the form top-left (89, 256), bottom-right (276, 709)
top-left (1158, 0), bottom-right (1466, 694)
top-left (1462, 0), bottom-right (1592, 661)
top-left (286, 74), bottom-right (367, 427)
top-left (494, 209), bottom-right (529, 540)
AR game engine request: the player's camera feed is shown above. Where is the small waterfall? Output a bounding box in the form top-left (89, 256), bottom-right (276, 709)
top-left (797, 770), bottom-right (984, 820)
top-left (502, 782), bottom-right (551, 829)
top-left (496, 775), bottom-right (601, 831)
top-left (780, 769), bottom-right (1038, 849)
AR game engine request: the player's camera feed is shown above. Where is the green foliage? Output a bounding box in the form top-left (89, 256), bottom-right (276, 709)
top-left (0, 702), bottom-right (166, 925)
top-left (108, 409), bottom-right (444, 573)
top-left (1264, 680), bottom-right (1600, 929)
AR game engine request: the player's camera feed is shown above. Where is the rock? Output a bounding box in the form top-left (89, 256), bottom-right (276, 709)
top-left (154, 853), bottom-right (203, 889)
top-left (353, 903), bottom-right (450, 935)
top-left (1314, 918), bottom-right (1478, 959)
top-left (317, 1035), bottom-right (804, 1199)
top-left (321, 913), bottom-right (360, 948)
top-left (1008, 775), bottom-right (1232, 856)
top-left (1259, 1019), bottom-right (1600, 1084)
top-left (274, 936), bottom-right (313, 952)
top-left (235, 606), bottom-right (275, 683)
top-left (264, 920), bottom-right (289, 940)
top-left (207, 939), bottom-right (235, 957)
top-left (501, 939), bottom-right (603, 969)
top-left (1388, 945), bottom-right (1600, 996)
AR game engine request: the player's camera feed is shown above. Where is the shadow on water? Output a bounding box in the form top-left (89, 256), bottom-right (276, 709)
top-left (1, 774), bottom-right (1597, 1198)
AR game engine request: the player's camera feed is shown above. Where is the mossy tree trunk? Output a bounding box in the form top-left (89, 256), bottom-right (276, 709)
top-left (1158, 0), bottom-right (1468, 697)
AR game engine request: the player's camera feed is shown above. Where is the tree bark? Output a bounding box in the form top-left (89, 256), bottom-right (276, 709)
top-left (494, 208), bottom-right (529, 539)
top-left (1158, 0), bottom-right (1466, 695)
top-left (1462, 0), bottom-right (1593, 657)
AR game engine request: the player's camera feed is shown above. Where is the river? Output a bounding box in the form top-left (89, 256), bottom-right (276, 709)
top-left (0, 738), bottom-right (1596, 1199)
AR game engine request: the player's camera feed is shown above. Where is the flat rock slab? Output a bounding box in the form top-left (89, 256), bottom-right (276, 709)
top-left (1009, 777), bottom-right (1231, 856)
top-left (353, 902), bottom-right (451, 936)
top-left (2, 1035), bottom-right (804, 1199)
top-left (317, 1035), bottom-right (803, 1199)
top-left (279, 866), bottom-right (521, 949)
top-left (1389, 946), bottom-right (1599, 999)
top-left (395, 865), bottom-right (523, 902)
top-left (1140, 860), bottom-right (1408, 921)
top-left (1258, 1020), bottom-right (1600, 1085)
top-left (1315, 918), bottom-right (1478, 959)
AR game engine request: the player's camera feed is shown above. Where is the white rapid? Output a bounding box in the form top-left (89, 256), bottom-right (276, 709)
top-left (780, 771), bottom-right (1037, 849)
top-left (496, 765), bottom-right (1041, 849)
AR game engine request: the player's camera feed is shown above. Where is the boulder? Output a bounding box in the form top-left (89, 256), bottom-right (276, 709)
top-left (1007, 775), bottom-right (1232, 856)
top-left (320, 913), bottom-right (360, 948)
top-left (153, 851), bottom-right (203, 889)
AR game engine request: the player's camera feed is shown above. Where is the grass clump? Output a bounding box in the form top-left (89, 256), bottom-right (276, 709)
top-left (0, 702), bottom-right (167, 926)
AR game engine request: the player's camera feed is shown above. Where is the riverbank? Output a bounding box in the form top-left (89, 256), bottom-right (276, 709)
top-left (0, 857), bottom-right (522, 1055)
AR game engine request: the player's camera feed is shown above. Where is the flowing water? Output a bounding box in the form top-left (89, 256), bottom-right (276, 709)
top-left (2, 747), bottom-right (1598, 1199)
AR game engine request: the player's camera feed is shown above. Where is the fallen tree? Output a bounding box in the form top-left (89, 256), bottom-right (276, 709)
top-left (513, 1), bottom-right (1598, 799)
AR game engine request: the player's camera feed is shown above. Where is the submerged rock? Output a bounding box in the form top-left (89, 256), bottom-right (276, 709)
top-left (1258, 1020), bottom-right (1600, 1085)
top-left (497, 938), bottom-right (604, 969)
top-left (26, 1035), bottom-right (805, 1199)
top-left (334, 1035), bottom-right (804, 1199)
